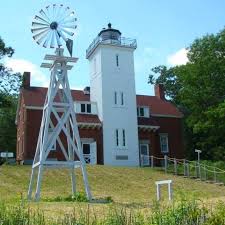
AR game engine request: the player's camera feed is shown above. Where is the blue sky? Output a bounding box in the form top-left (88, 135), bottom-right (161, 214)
top-left (1, 0), bottom-right (225, 95)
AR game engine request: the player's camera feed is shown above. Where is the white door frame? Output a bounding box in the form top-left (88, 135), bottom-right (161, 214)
top-left (140, 143), bottom-right (150, 166)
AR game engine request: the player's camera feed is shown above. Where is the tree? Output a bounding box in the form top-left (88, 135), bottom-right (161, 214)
top-left (149, 28), bottom-right (225, 161)
top-left (0, 36), bottom-right (21, 154)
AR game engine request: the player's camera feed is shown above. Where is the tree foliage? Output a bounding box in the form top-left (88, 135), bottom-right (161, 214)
top-left (0, 36), bottom-right (21, 153)
top-left (149, 28), bottom-right (225, 160)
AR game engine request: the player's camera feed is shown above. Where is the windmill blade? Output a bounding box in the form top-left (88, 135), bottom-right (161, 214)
top-left (43, 31), bottom-right (52, 48)
top-left (32, 21), bottom-right (49, 27)
top-left (58, 7), bottom-right (72, 23)
top-left (61, 18), bottom-right (77, 25)
top-left (39, 9), bottom-right (50, 23)
top-left (62, 25), bottom-right (77, 29)
top-left (52, 4), bottom-right (56, 20)
top-left (60, 28), bottom-right (74, 36)
top-left (57, 29), bottom-right (68, 42)
top-left (45, 5), bottom-right (51, 20)
top-left (36, 32), bottom-right (49, 45)
top-left (50, 31), bottom-right (56, 48)
top-left (33, 29), bottom-right (49, 40)
top-left (35, 15), bottom-right (50, 24)
top-left (31, 27), bottom-right (49, 34)
top-left (55, 4), bottom-right (64, 21)
top-left (55, 30), bottom-right (62, 47)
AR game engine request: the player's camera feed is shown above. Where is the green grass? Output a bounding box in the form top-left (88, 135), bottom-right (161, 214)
top-left (0, 165), bottom-right (225, 223)
top-left (0, 165), bottom-right (225, 204)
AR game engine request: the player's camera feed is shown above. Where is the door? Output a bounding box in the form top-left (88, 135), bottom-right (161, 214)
top-left (140, 144), bottom-right (150, 166)
top-left (82, 142), bottom-right (97, 165)
top-left (82, 143), bottom-right (91, 164)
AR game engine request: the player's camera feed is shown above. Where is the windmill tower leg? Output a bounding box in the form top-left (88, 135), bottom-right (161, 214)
top-left (27, 168), bottom-right (35, 199)
top-left (34, 165), bottom-right (44, 201)
top-left (67, 120), bottom-right (76, 195)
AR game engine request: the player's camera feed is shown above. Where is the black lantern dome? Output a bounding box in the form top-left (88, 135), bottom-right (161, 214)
top-left (98, 23), bottom-right (121, 41)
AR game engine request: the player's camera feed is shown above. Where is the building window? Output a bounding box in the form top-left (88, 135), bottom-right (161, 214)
top-left (116, 54), bottom-right (119, 67)
top-left (140, 107), bottom-right (144, 117)
top-left (83, 144), bottom-right (90, 154)
top-left (160, 134), bottom-right (169, 153)
top-left (114, 92), bottom-right (117, 105)
top-left (137, 107), bottom-right (149, 117)
top-left (116, 129), bottom-right (119, 146)
top-left (114, 91), bottom-right (125, 106)
top-left (121, 92), bottom-right (124, 105)
top-left (122, 129), bottom-right (126, 146)
top-left (80, 103), bottom-right (92, 114)
top-left (87, 104), bottom-right (91, 113)
top-left (115, 129), bottom-right (126, 148)
top-left (81, 103), bottom-right (86, 113)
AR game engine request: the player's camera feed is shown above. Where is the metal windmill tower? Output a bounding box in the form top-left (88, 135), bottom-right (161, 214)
top-left (27, 4), bottom-right (92, 201)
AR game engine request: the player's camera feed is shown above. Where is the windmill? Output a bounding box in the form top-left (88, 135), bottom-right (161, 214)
top-left (27, 4), bottom-right (92, 201)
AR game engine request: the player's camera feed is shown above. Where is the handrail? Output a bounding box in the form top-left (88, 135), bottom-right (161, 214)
top-left (86, 36), bottom-right (137, 58)
top-left (141, 154), bottom-right (225, 174)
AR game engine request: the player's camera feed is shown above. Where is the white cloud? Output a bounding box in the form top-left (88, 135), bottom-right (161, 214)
top-left (4, 58), bottom-right (49, 87)
top-left (167, 48), bottom-right (189, 66)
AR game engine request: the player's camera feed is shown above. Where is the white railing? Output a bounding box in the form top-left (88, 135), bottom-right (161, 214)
top-left (140, 154), bottom-right (225, 185)
top-left (86, 36), bottom-right (137, 58)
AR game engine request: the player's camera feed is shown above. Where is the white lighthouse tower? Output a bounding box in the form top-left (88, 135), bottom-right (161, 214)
top-left (86, 23), bottom-right (139, 166)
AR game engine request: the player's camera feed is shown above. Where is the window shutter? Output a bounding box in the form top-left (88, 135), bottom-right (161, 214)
top-left (74, 103), bottom-right (81, 113)
top-left (91, 103), bottom-right (97, 114)
top-left (144, 107), bottom-right (150, 117)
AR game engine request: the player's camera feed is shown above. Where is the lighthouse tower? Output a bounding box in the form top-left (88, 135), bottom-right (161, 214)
top-left (86, 23), bottom-right (139, 166)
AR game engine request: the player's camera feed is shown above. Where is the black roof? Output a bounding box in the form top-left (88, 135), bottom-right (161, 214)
top-left (98, 23), bottom-right (121, 36)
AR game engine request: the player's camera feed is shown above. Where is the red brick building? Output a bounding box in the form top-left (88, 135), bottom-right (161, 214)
top-left (16, 72), bottom-right (184, 166)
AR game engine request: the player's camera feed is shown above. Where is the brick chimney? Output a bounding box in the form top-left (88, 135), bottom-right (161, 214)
top-left (154, 84), bottom-right (165, 100)
top-left (22, 72), bottom-right (30, 88)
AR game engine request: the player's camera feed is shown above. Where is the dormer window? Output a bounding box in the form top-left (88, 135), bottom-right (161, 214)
top-left (137, 106), bottom-right (150, 118)
top-left (75, 102), bottom-right (97, 115)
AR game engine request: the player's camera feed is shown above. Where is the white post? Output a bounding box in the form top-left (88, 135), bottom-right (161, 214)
top-left (168, 182), bottom-right (172, 200)
top-left (164, 155), bottom-right (168, 173)
top-left (174, 158), bottom-right (177, 175)
top-left (183, 159), bottom-right (186, 176)
top-left (204, 164), bottom-right (207, 181)
top-left (195, 149), bottom-right (201, 179)
top-left (156, 184), bottom-right (160, 201)
top-left (151, 155), bottom-right (154, 168)
top-left (214, 167), bottom-right (217, 183)
top-left (195, 161), bottom-right (198, 177)
top-left (186, 162), bottom-right (190, 177)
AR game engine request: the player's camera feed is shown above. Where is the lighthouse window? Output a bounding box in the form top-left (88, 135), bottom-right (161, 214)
top-left (115, 129), bottom-right (119, 146)
top-left (116, 54), bottom-right (119, 67)
top-left (114, 91), bottom-right (118, 105)
top-left (121, 92), bottom-right (124, 105)
top-left (122, 129), bottom-right (126, 146)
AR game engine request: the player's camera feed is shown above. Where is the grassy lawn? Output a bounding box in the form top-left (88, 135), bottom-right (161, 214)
top-left (1, 165), bottom-right (225, 223)
top-left (1, 165), bottom-right (225, 203)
